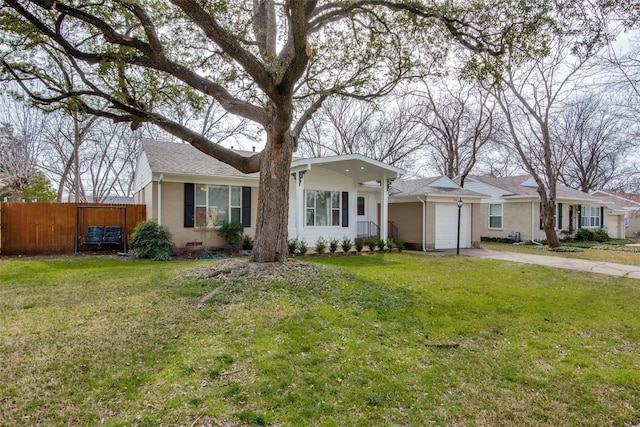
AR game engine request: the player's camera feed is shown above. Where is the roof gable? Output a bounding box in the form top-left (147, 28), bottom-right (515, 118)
top-left (141, 139), bottom-right (259, 179)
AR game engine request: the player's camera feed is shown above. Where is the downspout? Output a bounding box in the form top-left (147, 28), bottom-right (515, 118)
top-left (418, 194), bottom-right (428, 251)
top-left (157, 174), bottom-right (163, 226)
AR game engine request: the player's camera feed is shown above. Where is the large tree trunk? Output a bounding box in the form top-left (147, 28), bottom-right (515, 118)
top-left (250, 130), bottom-right (295, 262)
top-left (540, 199), bottom-right (560, 247)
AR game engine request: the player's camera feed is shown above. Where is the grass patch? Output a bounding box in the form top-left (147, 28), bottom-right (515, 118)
top-left (1, 254), bottom-right (639, 426)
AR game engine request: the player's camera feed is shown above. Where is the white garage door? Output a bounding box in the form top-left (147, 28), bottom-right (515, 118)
top-left (435, 203), bottom-right (471, 250)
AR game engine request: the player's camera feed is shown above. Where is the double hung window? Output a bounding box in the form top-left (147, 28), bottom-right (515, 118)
top-left (195, 184), bottom-right (241, 227)
top-left (306, 190), bottom-right (341, 226)
top-left (489, 203), bottom-right (503, 229)
top-left (580, 206), bottom-right (601, 228)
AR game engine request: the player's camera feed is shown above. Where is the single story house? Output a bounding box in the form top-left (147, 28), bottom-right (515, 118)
top-left (591, 190), bottom-right (640, 238)
top-left (462, 175), bottom-right (626, 241)
top-left (132, 139), bottom-right (405, 249)
top-left (386, 176), bottom-right (486, 251)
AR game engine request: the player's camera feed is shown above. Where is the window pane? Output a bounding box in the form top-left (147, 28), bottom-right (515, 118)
top-left (230, 186), bottom-right (241, 206)
top-left (331, 191), bottom-right (340, 208)
top-left (306, 190), bottom-right (315, 208)
top-left (316, 191), bottom-right (328, 226)
top-left (209, 185), bottom-right (229, 224)
top-left (306, 208), bottom-right (315, 226)
top-left (195, 207), bottom-right (207, 227)
top-left (230, 207), bottom-right (241, 222)
top-left (490, 216), bottom-right (502, 228)
top-left (357, 196), bottom-right (365, 216)
top-left (489, 204), bottom-right (502, 215)
top-left (196, 185), bottom-right (207, 205)
top-left (332, 209), bottom-right (340, 226)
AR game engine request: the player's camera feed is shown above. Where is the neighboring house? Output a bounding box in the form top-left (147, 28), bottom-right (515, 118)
top-left (462, 175), bottom-right (626, 241)
top-left (132, 139), bottom-right (405, 249)
top-left (591, 190), bottom-right (640, 238)
top-left (386, 176), bottom-right (487, 251)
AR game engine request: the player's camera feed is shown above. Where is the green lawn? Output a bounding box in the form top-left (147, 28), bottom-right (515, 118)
top-left (1, 253), bottom-right (639, 426)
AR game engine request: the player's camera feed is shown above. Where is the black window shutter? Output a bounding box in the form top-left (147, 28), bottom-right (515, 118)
top-left (341, 192), bottom-right (349, 227)
top-left (558, 203), bottom-right (563, 230)
top-left (539, 203), bottom-right (543, 230)
top-left (184, 183), bottom-right (195, 228)
top-left (600, 206), bottom-right (604, 228)
top-left (242, 187), bottom-right (252, 227)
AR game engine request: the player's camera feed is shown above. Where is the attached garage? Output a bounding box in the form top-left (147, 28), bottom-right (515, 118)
top-left (385, 176), bottom-right (486, 251)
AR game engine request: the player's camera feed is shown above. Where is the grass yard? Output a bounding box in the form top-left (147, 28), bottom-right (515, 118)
top-left (1, 253), bottom-right (639, 426)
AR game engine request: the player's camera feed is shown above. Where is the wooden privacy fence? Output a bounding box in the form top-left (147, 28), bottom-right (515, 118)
top-left (0, 202), bottom-right (146, 255)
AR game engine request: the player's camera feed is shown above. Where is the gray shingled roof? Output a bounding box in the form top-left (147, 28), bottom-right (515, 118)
top-left (392, 177), bottom-right (486, 197)
top-left (468, 175), bottom-right (604, 201)
top-left (141, 139), bottom-right (259, 178)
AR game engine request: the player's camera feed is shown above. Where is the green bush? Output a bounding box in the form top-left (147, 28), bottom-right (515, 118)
top-left (366, 236), bottom-right (378, 251)
top-left (593, 228), bottom-right (610, 242)
top-left (314, 237), bottom-right (327, 254)
top-left (287, 238), bottom-right (299, 255)
top-left (297, 239), bottom-right (308, 255)
top-left (329, 238), bottom-right (339, 254)
top-left (341, 237), bottom-right (352, 253)
top-left (574, 228), bottom-right (610, 243)
top-left (354, 238), bottom-right (364, 253)
top-left (574, 228), bottom-right (595, 242)
top-left (385, 238), bottom-right (395, 251)
top-left (241, 234), bottom-right (253, 250)
top-left (395, 237), bottom-right (405, 252)
top-left (130, 221), bottom-right (174, 261)
top-left (216, 220), bottom-right (244, 245)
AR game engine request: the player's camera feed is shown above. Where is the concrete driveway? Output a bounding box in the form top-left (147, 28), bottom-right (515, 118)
top-left (422, 248), bottom-right (640, 280)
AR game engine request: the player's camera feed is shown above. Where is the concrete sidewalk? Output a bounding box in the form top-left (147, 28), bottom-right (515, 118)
top-left (420, 248), bottom-right (640, 280)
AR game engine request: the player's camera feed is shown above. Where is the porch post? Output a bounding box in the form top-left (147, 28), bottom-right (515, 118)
top-left (295, 171), bottom-right (306, 240)
top-left (380, 173), bottom-right (389, 242)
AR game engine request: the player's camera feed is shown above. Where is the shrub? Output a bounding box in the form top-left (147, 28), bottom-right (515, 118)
top-left (314, 237), bottom-right (327, 254)
top-left (287, 238), bottom-right (299, 255)
top-left (216, 220), bottom-right (245, 245)
top-left (297, 239), bottom-right (308, 255)
top-left (395, 237), bottom-right (405, 252)
top-left (241, 234), bottom-right (253, 250)
top-left (130, 221), bottom-right (174, 261)
top-left (574, 228), bottom-right (595, 242)
top-left (354, 238), bottom-right (364, 253)
top-left (593, 228), bottom-right (610, 242)
top-left (366, 236), bottom-right (378, 251)
top-left (385, 238), bottom-right (395, 251)
top-left (329, 238), bottom-right (339, 254)
top-left (341, 237), bottom-right (352, 253)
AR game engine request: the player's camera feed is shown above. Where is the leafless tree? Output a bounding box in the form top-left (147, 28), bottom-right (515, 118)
top-left (411, 81), bottom-right (497, 185)
top-left (298, 96), bottom-right (427, 170)
top-left (556, 93), bottom-right (636, 193)
top-left (483, 16), bottom-right (608, 247)
top-left (0, 93), bottom-right (46, 201)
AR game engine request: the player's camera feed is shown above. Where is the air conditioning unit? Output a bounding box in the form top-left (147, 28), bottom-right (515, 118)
top-left (508, 231), bottom-right (521, 242)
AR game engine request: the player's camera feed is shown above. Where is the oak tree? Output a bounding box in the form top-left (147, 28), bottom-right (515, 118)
top-left (1, 0), bottom-right (543, 261)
